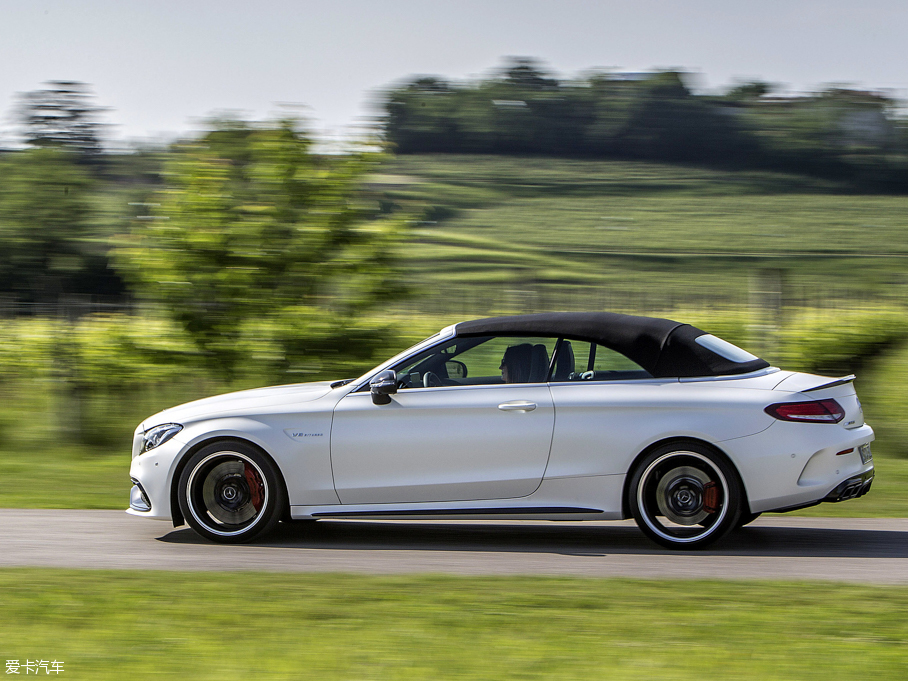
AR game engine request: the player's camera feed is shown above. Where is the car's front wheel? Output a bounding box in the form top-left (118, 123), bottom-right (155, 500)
top-left (629, 443), bottom-right (742, 550)
top-left (178, 442), bottom-right (285, 543)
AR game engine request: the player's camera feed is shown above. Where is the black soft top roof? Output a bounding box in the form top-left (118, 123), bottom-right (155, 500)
top-left (454, 312), bottom-right (769, 378)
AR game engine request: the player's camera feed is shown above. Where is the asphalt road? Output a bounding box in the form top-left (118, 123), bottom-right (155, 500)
top-left (3, 509), bottom-right (908, 583)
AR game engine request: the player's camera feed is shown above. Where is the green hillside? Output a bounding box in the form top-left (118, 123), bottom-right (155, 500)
top-left (374, 155), bottom-right (908, 315)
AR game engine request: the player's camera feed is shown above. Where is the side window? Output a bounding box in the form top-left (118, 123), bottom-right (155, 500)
top-left (390, 335), bottom-right (558, 389)
top-left (550, 340), bottom-right (652, 382)
top-left (457, 336), bottom-right (557, 384)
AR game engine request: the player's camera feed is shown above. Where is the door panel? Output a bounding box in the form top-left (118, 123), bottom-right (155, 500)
top-left (331, 384), bottom-right (554, 504)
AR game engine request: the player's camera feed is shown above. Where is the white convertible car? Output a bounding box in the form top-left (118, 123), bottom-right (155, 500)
top-left (128, 312), bottom-right (874, 549)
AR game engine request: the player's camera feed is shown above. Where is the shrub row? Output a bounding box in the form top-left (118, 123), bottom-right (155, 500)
top-left (1, 306), bottom-right (904, 391)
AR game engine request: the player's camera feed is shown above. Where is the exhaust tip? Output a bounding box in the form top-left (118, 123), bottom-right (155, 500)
top-left (824, 471), bottom-right (874, 503)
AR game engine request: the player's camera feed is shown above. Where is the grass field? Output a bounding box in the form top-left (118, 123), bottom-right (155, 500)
top-left (1, 570), bottom-right (906, 680)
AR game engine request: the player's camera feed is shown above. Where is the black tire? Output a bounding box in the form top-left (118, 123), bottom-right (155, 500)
top-left (178, 441), bottom-right (285, 544)
top-left (736, 511), bottom-right (761, 528)
top-left (628, 443), bottom-right (742, 550)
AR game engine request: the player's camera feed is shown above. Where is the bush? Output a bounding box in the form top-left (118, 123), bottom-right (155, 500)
top-left (778, 306), bottom-right (908, 375)
top-left (859, 340), bottom-right (908, 458)
top-left (0, 314), bottom-right (198, 390)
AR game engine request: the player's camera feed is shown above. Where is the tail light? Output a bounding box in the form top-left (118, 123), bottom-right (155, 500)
top-left (765, 399), bottom-right (845, 423)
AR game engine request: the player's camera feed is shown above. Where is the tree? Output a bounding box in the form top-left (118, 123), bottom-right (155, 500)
top-left (617, 72), bottom-right (722, 161)
top-left (17, 81), bottom-right (107, 160)
top-left (0, 148), bottom-right (117, 304)
top-left (115, 119), bottom-right (407, 381)
top-left (500, 57), bottom-right (559, 90)
top-left (724, 80), bottom-right (774, 102)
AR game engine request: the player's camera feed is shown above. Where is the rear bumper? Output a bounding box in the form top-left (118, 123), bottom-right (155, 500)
top-left (724, 423), bottom-right (875, 514)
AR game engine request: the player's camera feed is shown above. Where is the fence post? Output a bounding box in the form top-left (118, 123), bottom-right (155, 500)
top-left (748, 268), bottom-right (784, 361)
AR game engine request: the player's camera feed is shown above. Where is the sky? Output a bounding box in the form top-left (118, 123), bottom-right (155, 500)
top-left (1, 0), bottom-right (907, 147)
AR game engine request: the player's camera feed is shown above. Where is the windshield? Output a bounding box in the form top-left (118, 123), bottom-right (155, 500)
top-left (348, 326), bottom-right (456, 388)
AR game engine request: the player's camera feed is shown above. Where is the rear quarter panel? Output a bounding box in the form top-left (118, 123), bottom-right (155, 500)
top-left (726, 380), bottom-right (873, 511)
top-left (546, 379), bottom-right (777, 478)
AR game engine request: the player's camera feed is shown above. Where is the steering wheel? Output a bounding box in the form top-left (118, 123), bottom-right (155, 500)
top-left (423, 371), bottom-right (444, 388)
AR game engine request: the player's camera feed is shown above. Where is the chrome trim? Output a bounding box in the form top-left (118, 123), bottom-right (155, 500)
top-left (129, 484), bottom-right (151, 513)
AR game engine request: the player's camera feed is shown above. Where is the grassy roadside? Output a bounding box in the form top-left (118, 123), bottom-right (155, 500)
top-left (1, 570), bottom-right (905, 680)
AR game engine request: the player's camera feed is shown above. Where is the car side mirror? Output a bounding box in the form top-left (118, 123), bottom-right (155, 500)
top-left (445, 360), bottom-right (467, 379)
top-left (370, 369), bottom-right (398, 405)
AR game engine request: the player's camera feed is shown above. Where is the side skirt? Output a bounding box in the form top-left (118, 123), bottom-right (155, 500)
top-left (310, 506), bottom-right (604, 519)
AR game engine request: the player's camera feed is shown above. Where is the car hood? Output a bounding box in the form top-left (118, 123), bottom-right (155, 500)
top-left (143, 381), bottom-right (337, 427)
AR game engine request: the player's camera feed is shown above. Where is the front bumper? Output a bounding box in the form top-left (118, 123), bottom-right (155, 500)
top-left (126, 436), bottom-right (185, 520)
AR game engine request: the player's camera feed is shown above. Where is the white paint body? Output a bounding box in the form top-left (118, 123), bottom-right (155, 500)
top-left (128, 327), bottom-right (874, 525)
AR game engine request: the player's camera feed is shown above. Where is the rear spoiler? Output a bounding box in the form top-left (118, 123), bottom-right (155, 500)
top-left (802, 375), bottom-right (856, 393)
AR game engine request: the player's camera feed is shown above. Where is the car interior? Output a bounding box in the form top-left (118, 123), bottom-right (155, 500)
top-left (378, 335), bottom-right (654, 390)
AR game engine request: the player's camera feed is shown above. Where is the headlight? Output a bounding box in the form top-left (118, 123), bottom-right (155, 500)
top-left (142, 423), bottom-right (183, 452)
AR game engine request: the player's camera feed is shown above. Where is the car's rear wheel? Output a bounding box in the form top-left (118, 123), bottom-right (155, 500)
top-left (178, 442), bottom-right (285, 543)
top-left (629, 443), bottom-right (742, 550)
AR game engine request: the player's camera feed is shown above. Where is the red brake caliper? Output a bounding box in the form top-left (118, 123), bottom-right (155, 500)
top-left (243, 464), bottom-right (265, 512)
top-left (703, 481), bottom-right (719, 513)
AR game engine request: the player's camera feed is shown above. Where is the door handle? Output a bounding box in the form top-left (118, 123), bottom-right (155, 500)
top-left (498, 401), bottom-right (537, 412)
